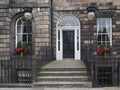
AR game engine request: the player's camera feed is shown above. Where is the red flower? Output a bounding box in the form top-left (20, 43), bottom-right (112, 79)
top-left (16, 49), bottom-right (21, 53)
top-left (20, 48), bottom-right (24, 52)
top-left (97, 48), bottom-right (105, 55)
top-left (16, 48), bottom-right (25, 53)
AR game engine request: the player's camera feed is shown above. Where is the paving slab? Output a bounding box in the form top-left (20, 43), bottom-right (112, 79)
top-left (104, 87), bottom-right (120, 90)
top-left (44, 88), bottom-right (59, 90)
top-left (0, 86), bottom-right (119, 90)
top-left (89, 88), bottom-right (104, 90)
top-left (0, 88), bottom-right (43, 90)
top-left (59, 88), bottom-right (74, 90)
top-left (74, 88), bottom-right (89, 90)
top-left (0, 87), bottom-right (119, 90)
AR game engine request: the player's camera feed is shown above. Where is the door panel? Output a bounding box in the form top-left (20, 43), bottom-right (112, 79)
top-left (63, 31), bottom-right (74, 58)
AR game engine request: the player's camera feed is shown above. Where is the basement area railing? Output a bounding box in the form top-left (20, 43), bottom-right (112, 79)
top-left (0, 45), bottom-right (54, 87)
top-left (81, 45), bottom-right (120, 87)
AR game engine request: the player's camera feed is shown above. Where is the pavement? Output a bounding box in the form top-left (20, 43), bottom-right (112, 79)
top-left (0, 87), bottom-right (119, 90)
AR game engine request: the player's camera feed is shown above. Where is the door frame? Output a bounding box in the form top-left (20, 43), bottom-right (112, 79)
top-left (56, 26), bottom-right (81, 60)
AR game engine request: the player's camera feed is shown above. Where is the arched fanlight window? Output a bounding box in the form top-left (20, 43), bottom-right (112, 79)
top-left (57, 16), bottom-right (80, 26)
top-left (15, 17), bottom-right (32, 49)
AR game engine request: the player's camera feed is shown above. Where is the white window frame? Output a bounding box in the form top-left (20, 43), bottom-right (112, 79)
top-left (15, 17), bottom-right (32, 48)
top-left (97, 18), bottom-right (112, 47)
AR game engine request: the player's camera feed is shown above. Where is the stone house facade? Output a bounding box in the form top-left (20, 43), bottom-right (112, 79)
top-left (0, 0), bottom-right (120, 87)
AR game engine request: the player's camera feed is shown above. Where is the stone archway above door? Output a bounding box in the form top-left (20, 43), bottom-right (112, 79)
top-left (56, 15), bottom-right (81, 60)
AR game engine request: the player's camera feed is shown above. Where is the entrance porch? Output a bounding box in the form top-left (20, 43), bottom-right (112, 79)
top-left (56, 15), bottom-right (81, 60)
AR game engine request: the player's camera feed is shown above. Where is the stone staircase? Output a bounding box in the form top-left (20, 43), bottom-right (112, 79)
top-left (33, 60), bottom-right (92, 88)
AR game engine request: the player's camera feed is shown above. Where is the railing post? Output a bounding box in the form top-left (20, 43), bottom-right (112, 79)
top-left (118, 61), bottom-right (120, 87)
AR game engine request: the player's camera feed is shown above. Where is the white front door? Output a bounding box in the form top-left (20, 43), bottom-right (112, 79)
top-left (56, 27), bottom-right (80, 60)
top-left (56, 16), bottom-right (81, 60)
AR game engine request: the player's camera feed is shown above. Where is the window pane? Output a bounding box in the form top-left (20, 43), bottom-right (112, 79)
top-left (58, 41), bottom-right (60, 51)
top-left (102, 28), bottom-right (107, 33)
top-left (27, 20), bottom-right (31, 26)
top-left (102, 34), bottom-right (109, 41)
top-left (28, 34), bottom-right (32, 42)
top-left (105, 35), bottom-right (109, 41)
top-left (26, 21), bottom-right (32, 33)
top-left (97, 34), bottom-right (101, 41)
top-left (58, 30), bottom-right (60, 40)
top-left (28, 26), bottom-right (32, 33)
top-left (17, 34), bottom-right (22, 42)
top-left (77, 29), bottom-right (79, 50)
top-left (23, 34), bottom-right (27, 42)
top-left (28, 43), bottom-right (32, 50)
top-left (17, 26), bottom-right (22, 33)
top-left (23, 25), bottom-right (27, 33)
top-left (17, 20), bottom-right (22, 25)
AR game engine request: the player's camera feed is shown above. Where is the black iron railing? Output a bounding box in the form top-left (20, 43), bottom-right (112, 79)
top-left (33, 45), bottom-right (54, 81)
top-left (90, 41), bottom-right (120, 87)
top-left (0, 55), bottom-right (32, 87)
top-left (82, 44), bottom-right (120, 87)
top-left (91, 60), bottom-right (120, 87)
top-left (0, 45), bottom-right (54, 87)
top-left (81, 45), bottom-right (92, 81)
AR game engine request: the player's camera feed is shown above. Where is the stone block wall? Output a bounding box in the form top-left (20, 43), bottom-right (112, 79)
top-left (53, 0), bottom-right (120, 8)
top-left (8, 0), bottom-right (51, 8)
top-left (0, 0), bottom-right (9, 4)
top-left (33, 7), bottom-right (51, 55)
top-left (0, 8), bottom-right (11, 60)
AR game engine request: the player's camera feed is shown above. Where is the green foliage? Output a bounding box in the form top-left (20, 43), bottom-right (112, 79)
top-left (22, 42), bottom-right (28, 48)
top-left (17, 42), bottom-right (28, 48)
top-left (98, 44), bottom-right (111, 48)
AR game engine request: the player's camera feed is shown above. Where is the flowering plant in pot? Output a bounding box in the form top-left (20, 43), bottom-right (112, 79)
top-left (96, 44), bottom-right (115, 59)
top-left (16, 42), bottom-right (29, 58)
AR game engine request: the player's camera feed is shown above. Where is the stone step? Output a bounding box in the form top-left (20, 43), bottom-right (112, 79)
top-left (41, 60), bottom-right (86, 69)
top-left (0, 84), bottom-right (32, 88)
top-left (39, 71), bottom-right (87, 76)
top-left (34, 81), bottom-right (92, 84)
top-left (36, 76), bottom-right (88, 82)
top-left (36, 78), bottom-right (89, 82)
top-left (33, 81), bottom-right (92, 88)
top-left (37, 76), bottom-right (88, 79)
top-left (40, 68), bottom-right (87, 71)
top-left (34, 60), bottom-right (92, 88)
